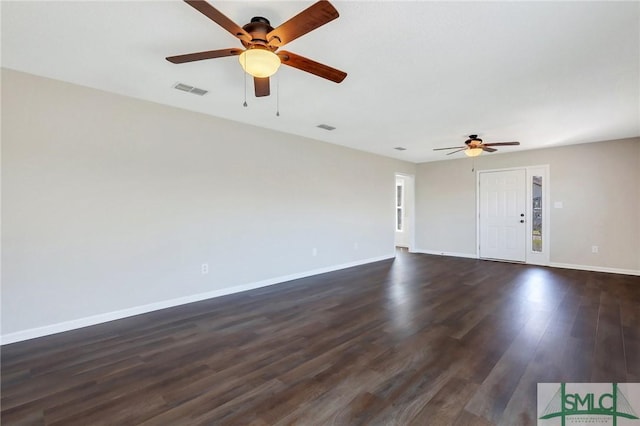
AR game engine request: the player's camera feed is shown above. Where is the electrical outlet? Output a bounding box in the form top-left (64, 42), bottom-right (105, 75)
top-left (591, 246), bottom-right (598, 254)
top-left (201, 263), bottom-right (209, 274)
top-left (312, 248), bottom-right (317, 257)
top-left (354, 242), bottom-right (359, 250)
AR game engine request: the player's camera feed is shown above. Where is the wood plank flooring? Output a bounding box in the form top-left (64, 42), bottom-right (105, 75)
top-left (2, 252), bottom-right (639, 425)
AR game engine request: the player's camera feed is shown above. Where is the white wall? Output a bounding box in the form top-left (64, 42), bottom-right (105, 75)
top-left (415, 138), bottom-right (640, 272)
top-left (3, 68), bottom-right (637, 342)
top-left (1, 69), bottom-right (415, 338)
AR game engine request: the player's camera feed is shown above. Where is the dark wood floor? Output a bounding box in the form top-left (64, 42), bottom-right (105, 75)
top-left (2, 252), bottom-right (639, 425)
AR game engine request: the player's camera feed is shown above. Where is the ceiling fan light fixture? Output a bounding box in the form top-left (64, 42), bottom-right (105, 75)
top-left (465, 148), bottom-right (483, 157)
top-left (239, 48), bottom-right (281, 78)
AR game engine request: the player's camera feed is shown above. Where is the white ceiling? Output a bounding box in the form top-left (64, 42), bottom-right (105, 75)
top-left (2, 1), bottom-right (639, 163)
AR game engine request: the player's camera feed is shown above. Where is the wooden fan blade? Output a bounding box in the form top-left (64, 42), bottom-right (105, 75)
top-left (184, 0), bottom-right (251, 42)
top-left (277, 50), bottom-right (346, 83)
top-left (254, 77), bottom-right (270, 97)
top-left (482, 146), bottom-right (497, 152)
top-left (267, 1), bottom-right (339, 47)
top-left (433, 146), bottom-right (466, 151)
top-left (446, 148), bottom-right (467, 155)
top-left (166, 48), bottom-right (242, 64)
top-left (483, 142), bottom-right (520, 147)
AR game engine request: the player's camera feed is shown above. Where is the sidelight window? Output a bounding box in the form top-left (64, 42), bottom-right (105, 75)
top-left (532, 176), bottom-right (542, 252)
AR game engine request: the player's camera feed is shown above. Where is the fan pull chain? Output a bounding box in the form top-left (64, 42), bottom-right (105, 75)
top-left (242, 54), bottom-right (248, 107)
top-left (276, 74), bottom-right (280, 117)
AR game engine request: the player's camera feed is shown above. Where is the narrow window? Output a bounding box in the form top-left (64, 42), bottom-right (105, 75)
top-left (532, 176), bottom-right (542, 252)
top-left (396, 181), bottom-right (404, 232)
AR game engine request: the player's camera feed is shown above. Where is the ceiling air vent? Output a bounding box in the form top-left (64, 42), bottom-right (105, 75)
top-left (173, 82), bottom-right (208, 96)
top-left (317, 124), bottom-right (336, 131)
top-left (394, 147), bottom-right (407, 151)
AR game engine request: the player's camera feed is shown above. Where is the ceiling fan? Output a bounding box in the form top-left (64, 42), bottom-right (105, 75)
top-left (434, 135), bottom-right (520, 157)
top-left (166, 0), bottom-right (347, 97)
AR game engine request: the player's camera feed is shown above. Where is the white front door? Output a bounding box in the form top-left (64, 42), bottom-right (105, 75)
top-left (479, 169), bottom-right (527, 262)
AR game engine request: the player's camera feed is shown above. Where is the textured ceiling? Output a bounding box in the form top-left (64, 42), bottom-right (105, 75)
top-left (2, 1), bottom-right (639, 163)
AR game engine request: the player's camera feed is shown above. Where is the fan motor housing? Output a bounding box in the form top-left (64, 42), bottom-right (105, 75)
top-left (241, 17), bottom-right (277, 49)
top-left (465, 135), bottom-right (483, 146)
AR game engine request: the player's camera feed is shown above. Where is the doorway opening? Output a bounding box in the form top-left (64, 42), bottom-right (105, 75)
top-left (395, 174), bottom-right (415, 251)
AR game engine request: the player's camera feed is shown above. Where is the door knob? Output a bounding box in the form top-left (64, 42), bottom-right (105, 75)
top-left (520, 220), bottom-right (525, 223)
top-left (520, 213), bottom-right (525, 217)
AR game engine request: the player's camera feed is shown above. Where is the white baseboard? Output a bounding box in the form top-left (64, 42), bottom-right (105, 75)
top-left (412, 248), bottom-right (478, 259)
top-left (1, 254), bottom-right (395, 345)
top-left (413, 249), bottom-right (639, 276)
top-left (549, 262), bottom-right (640, 276)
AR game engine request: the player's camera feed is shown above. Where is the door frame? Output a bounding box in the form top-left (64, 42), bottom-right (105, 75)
top-left (395, 173), bottom-right (415, 251)
top-left (476, 165), bottom-right (550, 265)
